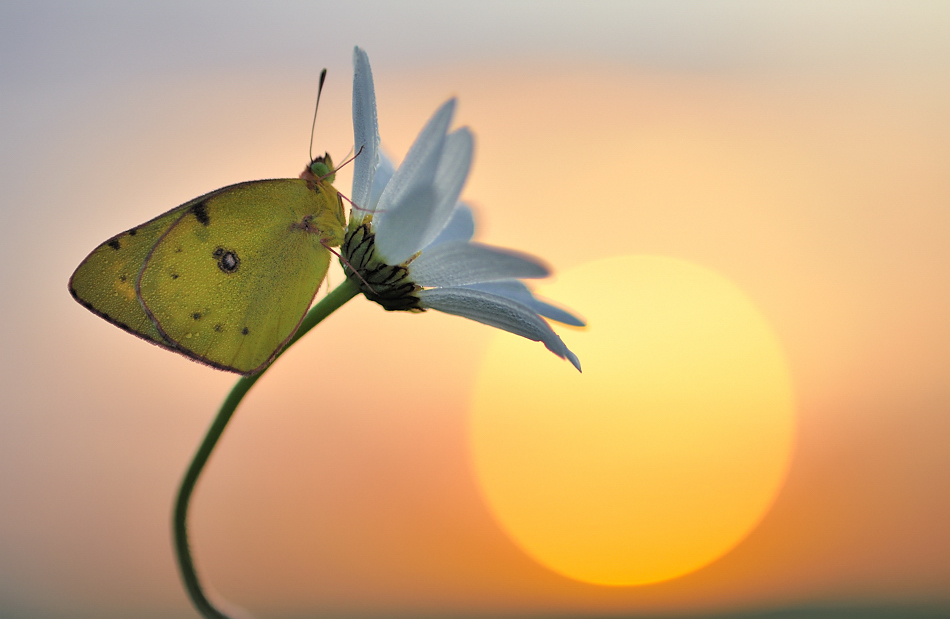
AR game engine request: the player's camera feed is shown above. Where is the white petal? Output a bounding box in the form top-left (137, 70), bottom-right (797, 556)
top-left (375, 185), bottom-right (439, 263)
top-left (368, 150), bottom-right (395, 212)
top-left (419, 287), bottom-right (581, 371)
top-left (463, 281), bottom-right (586, 327)
top-left (375, 99), bottom-right (455, 263)
top-left (414, 127), bottom-right (474, 252)
top-left (410, 241), bottom-right (549, 287)
top-left (351, 47), bottom-right (379, 219)
top-left (375, 99), bottom-right (453, 212)
top-left (426, 202), bottom-right (475, 247)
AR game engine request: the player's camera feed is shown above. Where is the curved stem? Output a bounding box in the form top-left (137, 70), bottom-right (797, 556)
top-left (173, 278), bottom-right (360, 619)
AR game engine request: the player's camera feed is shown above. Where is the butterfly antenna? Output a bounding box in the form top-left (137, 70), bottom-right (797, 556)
top-left (309, 68), bottom-right (328, 163)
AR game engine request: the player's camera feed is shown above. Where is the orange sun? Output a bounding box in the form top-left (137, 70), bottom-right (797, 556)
top-left (469, 255), bottom-right (796, 586)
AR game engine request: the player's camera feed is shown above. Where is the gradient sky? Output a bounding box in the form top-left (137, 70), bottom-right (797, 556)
top-left (1, 2), bottom-right (949, 618)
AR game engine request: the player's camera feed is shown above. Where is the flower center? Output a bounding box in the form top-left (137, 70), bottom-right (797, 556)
top-left (341, 223), bottom-right (424, 312)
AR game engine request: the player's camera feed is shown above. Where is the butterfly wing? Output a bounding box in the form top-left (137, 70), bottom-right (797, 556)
top-left (68, 192), bottom-right (222, 347)
top-left (136, 179), bottom-right (345, 374)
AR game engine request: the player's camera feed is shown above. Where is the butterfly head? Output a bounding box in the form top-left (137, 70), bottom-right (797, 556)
top-left (300, 152), bottom-right (335, 184)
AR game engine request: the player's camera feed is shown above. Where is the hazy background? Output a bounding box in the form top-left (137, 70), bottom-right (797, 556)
top-left (1, 2), bottom-right (949, 618)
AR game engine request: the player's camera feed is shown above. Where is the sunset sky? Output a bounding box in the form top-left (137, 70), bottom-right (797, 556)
top-left (1, 2), bottom-right (949, 618)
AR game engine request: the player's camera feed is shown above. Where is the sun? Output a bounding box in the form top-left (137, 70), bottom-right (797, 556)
top-left (469, 255), bottom-right (795, 586)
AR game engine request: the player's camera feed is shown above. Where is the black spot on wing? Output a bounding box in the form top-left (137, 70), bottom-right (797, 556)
top-left (215, 248), bottom-right (240, 274)
top-left (192, 201), bottom-right (210, 226)
top-left (192, 312), bottom-right (202, 320)
top-left (129, 228), bottom-right (138, 236)
top-left (171, 273), bottom-right (179, 280)
top-left (242, 327), bottom-right (249, 335)
top-left (214, 324), bottom-right (222, 332)
top-left (107, 239), bottom-right (121, 250)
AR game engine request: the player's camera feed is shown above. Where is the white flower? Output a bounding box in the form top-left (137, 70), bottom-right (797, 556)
top-left (344, 47), bottom-right (582, 371)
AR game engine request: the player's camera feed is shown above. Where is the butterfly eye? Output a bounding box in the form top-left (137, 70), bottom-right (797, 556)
top-left (310, 160), bottom-right (330, 178)
top-left (310, 157), bottom-right (335, 183)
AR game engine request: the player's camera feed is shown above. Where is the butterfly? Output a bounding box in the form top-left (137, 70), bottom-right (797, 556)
top-left (69, 154), bottom-right (346, 375)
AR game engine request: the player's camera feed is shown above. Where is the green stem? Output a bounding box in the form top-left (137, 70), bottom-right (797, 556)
top-left (173, 278), bottom-right (360, 619)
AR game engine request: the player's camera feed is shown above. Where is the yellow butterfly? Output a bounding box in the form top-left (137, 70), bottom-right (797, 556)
top-left (69, 154), bottom-right (346, 375)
